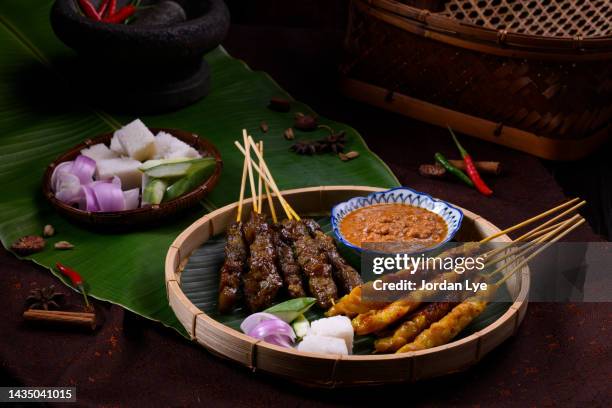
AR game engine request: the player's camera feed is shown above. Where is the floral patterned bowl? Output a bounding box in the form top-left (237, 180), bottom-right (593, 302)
top-left (331, 187), bottom-right (463, 252)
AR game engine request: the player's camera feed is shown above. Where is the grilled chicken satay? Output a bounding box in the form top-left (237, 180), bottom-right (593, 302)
top-left (243, 217), bottom-right (283, 312)
top-left (352, 270), bottom-right (463, 335)
top-left (272, 226), bottom-right (306, 298)
top-left (374, 301), bottom-right (458, 353)
top-left (283, 219), bottom-right (338, 309)
top-left (218, 222), bottom-right (248, 313)
top-left (395, 288), bottom-right (494, 353)
top-left (303, 219), bottom-right (363, 294)
top-left (327, 243), bottom-right (481, 318)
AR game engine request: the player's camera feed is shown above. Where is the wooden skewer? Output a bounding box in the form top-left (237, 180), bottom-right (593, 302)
top-left (236, 131), bottom-right (250, 223)
top-left (480, 197), bottom-right (580, 243)
top-left (483, 216), bottom-right (580, 271)
top-left (483, 215), bottom-right (581, 265)
top-left (260, 141), bottom-right (278, 223)
top-left (243, 130), bottom-right (259, 213)
top-left (484, 215), bottom-right (582, 279)
top-left (515, 200), bottom-right (586, 242)
top-left (494, 218), bottom-right (586, 288)
top-left (257, 141), bottom-right (263, 212)
top-left (234, 140), bottom-right (293, 220)
top-left (246, 136), bottom-right (301, 221)
top-left (488, 215), bottom-right (581, 272)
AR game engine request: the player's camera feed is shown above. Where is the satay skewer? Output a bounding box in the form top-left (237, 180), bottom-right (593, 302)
top-left (395, 217), bottom-right (585, 353)
top-left (480, 197), bottom-right (580, 243)
top-left (258, 141), bottom-right (278, 223)
top-left (257, 141), bottom-right (264, 212)
top-left (234, 140), bottom-right (295, 220)
top-left (236, 130), bottom-right (250, 222)
top-left (246, 136), bottom-right (301, 220)
top-left (243, 130), bottom-right (259, 213)
top-left (481, 204), bottom-right (585, 265)
top-left (482, 215), bottom-right (582, 278)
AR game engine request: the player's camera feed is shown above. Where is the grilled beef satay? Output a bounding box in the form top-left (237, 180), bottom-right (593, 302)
top-left (243, 218), bottom-right (283, 312)
top-left (374, 301), bottom-right (458, 353)
top-left (218, 222), bottom-right (248, 313)
top-left (272, 226), bottom-right (306, 298)
top-left (303, 219), bottom-right (363, 294)
top-left (283, 219), bottom-right (338, 308)
top-left (395, 289), bottom-right (494, 353)
top-left (243, 212), bottom-right (266, 245)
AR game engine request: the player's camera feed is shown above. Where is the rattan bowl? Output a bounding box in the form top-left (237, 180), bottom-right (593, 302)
top-left (165, 186), bottom-right (529, 387)
top-left (42, 128), bottom-right (223, 229)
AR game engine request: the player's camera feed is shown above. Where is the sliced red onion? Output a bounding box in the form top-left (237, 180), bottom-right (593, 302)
top-left (55, 172), bottom-right (81, 204)
top-left (123, 188), bottom-right (140, 210)
top-left (51, 161), bottom-right (74, 192)
top-left (265, 334), bottom-right (294, 348)
top-left (247, 319), bottom-right (296, 342)
top-left (79, 184), bottom-right (99, 212)
top-left (92, 181), bottom-right (126, 212)
top-left (240, 312), bottom-right (279, 335)
top-left (71, 155), bottom-right (96, 184)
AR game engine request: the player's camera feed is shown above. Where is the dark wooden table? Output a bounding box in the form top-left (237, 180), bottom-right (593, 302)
top-left (1, 8), bottom-right (610, 407)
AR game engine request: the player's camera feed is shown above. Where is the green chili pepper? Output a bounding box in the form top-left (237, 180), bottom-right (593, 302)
top-left (434, 152), bottom-right (474, 187)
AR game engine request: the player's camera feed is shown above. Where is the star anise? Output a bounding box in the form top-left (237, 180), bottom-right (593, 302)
top-left (318, 131), bottom-right (346, 153)
top-left (26, 285), bottom-right (64, 310)
top-left (290, 140), bottom-right (323, 155)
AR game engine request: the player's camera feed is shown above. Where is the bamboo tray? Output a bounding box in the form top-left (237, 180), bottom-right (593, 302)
top-left (165, 186), bottom-right (529, 387)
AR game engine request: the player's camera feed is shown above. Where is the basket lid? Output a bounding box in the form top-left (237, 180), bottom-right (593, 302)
top-left (441, 0), bottom-right (612, 38)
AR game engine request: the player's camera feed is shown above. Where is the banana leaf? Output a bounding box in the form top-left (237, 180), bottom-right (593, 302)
top-left (0, 1), bottom-right (399, 336)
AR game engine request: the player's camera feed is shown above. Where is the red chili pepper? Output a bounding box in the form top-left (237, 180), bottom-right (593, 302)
top-left (56, 262), bottom-right (90, 308)
top-left (103, 5), bottom-right (136, 23)
top-left (77, 0), bottom-right (101, 21)
top-left (448, 126), bottom-right (493, 196)
top-left (98, 0), bottom-right (110, 16)
top-left (108, 0), bottom-right (117, 17)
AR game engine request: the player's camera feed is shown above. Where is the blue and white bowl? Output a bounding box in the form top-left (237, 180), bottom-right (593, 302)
top-left (331, 187), bottom-right (463, 253)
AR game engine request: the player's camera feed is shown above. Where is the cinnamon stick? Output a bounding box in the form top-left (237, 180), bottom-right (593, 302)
top-left (23, 309), bottom-right (97, 330)
top-left (448, 160), bottom-right (501, 175)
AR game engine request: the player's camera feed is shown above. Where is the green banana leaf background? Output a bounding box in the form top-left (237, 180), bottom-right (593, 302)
top-left (0, 1), bottom-right (399, 336)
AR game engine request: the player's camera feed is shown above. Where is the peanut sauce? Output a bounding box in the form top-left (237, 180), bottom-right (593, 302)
top-left (340, 204), bottom-right (447, 251)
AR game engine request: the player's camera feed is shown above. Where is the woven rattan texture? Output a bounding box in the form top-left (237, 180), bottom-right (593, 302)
top-left (343, 2), bottom-right (612, 139)
top-left (441, 0), bottom-right (612, 38)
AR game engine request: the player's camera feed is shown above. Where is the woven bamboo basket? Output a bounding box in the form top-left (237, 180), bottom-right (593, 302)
top-left (340, 0), bottom-right (612, 160)
top-left (42, 128), bottom-right (223, 229)
top-left (165, 186), bottom-right (529, 387)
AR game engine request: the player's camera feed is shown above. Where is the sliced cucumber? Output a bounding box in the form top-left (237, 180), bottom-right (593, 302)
top-left (139, 157), bottom-right (192, 172)
top-left (142, 178), bottom-right (167, 205)
top-left (144, 161), bottom-right (194, 179)
top-left (292, 314), bottom-right (310, 339)
top-left (163, 158), bottom-right (216, 202)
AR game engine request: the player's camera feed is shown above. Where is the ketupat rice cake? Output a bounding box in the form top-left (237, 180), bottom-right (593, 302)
top-left (296, 335), bottom-right (348, 355)
top-left (95, 158), bottom-right (142, 190)
top-left (115, 119), bottom-right (156, 161)
top-left (81, 143), bottom-right (118, 161)
top-left (309, 316), bottom-right (354, 352)
top-left (154, 131), bottom-right (201, 159)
